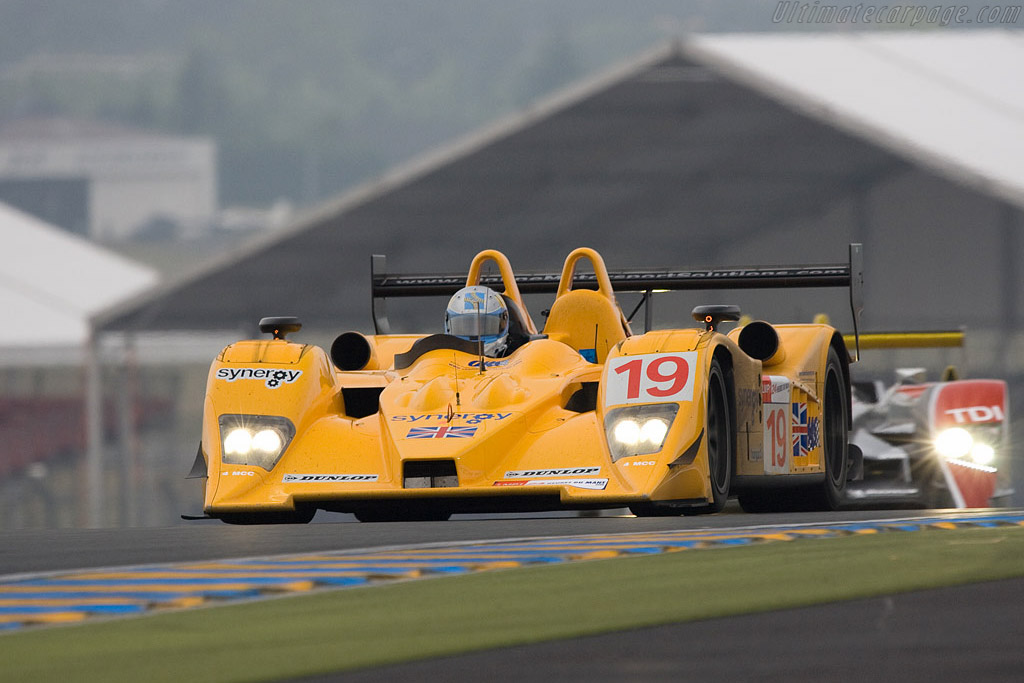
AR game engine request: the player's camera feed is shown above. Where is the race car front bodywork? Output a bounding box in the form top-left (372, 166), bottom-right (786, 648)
top-left (192, 246), bottom-right (863, 522)
top-left (843, 331), bottom-right (1012, 508)
top-left (848, 374), bottom-right (1011, 508)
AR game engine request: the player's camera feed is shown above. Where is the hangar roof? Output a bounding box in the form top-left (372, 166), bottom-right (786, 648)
top-left (688, 30), bottom-right (1024, 208)
top-left (93, 30), bottom-right (1024, 337)
top-left (1, 201), bottom-right (157, 351)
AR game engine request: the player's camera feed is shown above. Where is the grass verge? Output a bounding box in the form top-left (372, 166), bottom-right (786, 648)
top-left (3, 525), bottom-right (1023, 682)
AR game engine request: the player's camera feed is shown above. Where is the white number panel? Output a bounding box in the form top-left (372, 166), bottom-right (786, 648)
top-left (762, 375), bottom-right (791, 474)
top-left (763, 403), bottom-right (790, 474)
top-left (604, 352), bottom-right (698, 407)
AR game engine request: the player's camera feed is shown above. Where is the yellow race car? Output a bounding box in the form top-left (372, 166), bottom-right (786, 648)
top-left (187, 245), bottom-right (864, 523)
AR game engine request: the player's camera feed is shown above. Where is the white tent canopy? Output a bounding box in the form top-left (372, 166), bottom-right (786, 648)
top-left (688, 30), bottom-right (1024, 209)
top-left (0, 201), bottom-right (157, 358)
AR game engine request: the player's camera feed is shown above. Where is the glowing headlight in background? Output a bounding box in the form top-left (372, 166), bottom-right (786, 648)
top-left (970, 443), bottom-right (996, 465)
top-left (933, 427), bottom-right (999, 466)
top-left (934, 427), bottom-right (973, 459)
top-left (604, 404), bottom-right (678, 461)
top-left (218, 415), bottom-right (295, 470)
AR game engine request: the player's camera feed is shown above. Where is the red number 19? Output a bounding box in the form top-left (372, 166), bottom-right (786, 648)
top-left (766, 408), bottom-right (786, 467)
top-left (614, 356), bottom-right (690, 400)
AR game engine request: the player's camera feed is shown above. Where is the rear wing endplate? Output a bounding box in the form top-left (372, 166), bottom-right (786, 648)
top-left (372, 243), bottom-right (864, 357)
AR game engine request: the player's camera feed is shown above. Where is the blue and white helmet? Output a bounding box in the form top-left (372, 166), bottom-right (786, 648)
top-left (445, 286), bottom-right (509, 357)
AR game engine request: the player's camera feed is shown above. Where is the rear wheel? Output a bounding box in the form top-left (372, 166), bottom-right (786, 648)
top-left (739, 347), bottom-right (849, 513)
top-left (812, 346), bottom-right (849, 510)
top-left (784, 346), bottom-right (850, 512)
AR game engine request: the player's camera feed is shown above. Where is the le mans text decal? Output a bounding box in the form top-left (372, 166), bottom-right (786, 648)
top-left (494, 478), bottom-right (608, 490)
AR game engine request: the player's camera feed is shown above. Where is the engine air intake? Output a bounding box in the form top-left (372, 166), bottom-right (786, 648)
top-left (403, 460), bottom-right (459, 488)
top-left (738, 320), bottom-right (786, 366)
top-left (331, 331), bottom-right (375, 371)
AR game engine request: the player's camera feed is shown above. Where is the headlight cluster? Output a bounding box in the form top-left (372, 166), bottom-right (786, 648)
top-left (933, 427), bottom-right (997, 466)
top-left (219, 414), bottom-right (295, 470)
top-left (604, 404), bottom-right (678, 462)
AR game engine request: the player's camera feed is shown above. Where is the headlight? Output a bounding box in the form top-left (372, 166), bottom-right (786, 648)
top-left (933, 427), bottom-right (999, 466)
top-left (970, 443), bottom-right (996, 466)
top-left (604, 404), bottom-right (678, 461)
top-left (934, 427), bottom-right (973, 459)
top-left (218, 414), bottom-right (295, 470)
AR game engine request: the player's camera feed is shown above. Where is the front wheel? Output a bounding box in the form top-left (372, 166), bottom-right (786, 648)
top-left (684, 357), bottom-right (732, 515)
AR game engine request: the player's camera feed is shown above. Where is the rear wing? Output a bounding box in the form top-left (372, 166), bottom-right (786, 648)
top-left (372, 243), bottom-right (864, 357)
top-left (842, 330), bottom-right (963, 350)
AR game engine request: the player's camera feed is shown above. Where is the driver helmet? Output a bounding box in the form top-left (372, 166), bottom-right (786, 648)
top-left (445, 285), bottom-right (509, 357)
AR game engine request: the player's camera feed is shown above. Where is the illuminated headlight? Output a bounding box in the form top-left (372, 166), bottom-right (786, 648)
top-left (970, 443), bottom-right (996, 466)
top-left (218, 414), bottom-right (295, 470)
top-left (604, 404), bottom-right (678, 462)
top-left (933, 427), bottom-right (999, 466)
top-left (934, 427), bottom-right (973, 459)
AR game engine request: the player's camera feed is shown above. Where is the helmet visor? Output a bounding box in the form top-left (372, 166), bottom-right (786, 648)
top-left (448, 310), bottom-right (505, 340)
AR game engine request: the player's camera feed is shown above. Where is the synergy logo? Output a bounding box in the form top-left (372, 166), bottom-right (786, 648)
top-left (392, 413), bottom-right (512, 425)
top-left (216, 367), bottom-right (302, 389)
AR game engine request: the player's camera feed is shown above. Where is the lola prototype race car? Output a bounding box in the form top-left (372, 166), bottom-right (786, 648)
top-left (845, 331), bottom-right (1012, 508)
top-left (187, 245), bottom-right (865, 523)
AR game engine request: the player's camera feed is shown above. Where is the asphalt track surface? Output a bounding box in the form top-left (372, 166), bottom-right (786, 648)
top-left (304, 577), bottom-right (1024, 683)
top-left (0, 507), bottom-right (991, 575)
top-left (3, 507), bottom-right (1023, 682)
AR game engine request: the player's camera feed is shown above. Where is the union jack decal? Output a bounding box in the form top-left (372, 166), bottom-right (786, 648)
top-left (407, 426), bottom-right (477, 439)
top-left (791, 402), bottom-right (820, 458)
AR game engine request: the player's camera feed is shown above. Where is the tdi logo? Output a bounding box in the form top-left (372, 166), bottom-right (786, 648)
top-left (945, 405), bottom-right (1004, 423)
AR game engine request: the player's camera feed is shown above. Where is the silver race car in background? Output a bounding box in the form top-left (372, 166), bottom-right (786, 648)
top-left (845, 331), bottom-right (1012, 508)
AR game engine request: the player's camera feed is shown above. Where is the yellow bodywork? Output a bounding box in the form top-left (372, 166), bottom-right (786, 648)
top-left (198, 248), bottom-right (850, 520)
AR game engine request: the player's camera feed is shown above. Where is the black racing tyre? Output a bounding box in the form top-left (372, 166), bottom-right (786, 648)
top-left (218, 507), bottom-right (316, 525)
top-left (683, 357), bottom-right (732, 515)
top-left (811, 346), bottom-right (849, 510)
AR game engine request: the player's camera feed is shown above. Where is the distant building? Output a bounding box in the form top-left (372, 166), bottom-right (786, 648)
top-left (0, 118), bottom-right (216, 240)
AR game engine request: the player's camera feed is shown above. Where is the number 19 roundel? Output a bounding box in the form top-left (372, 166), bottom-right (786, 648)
top-left (604, 352), bottom-right (698, 406)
